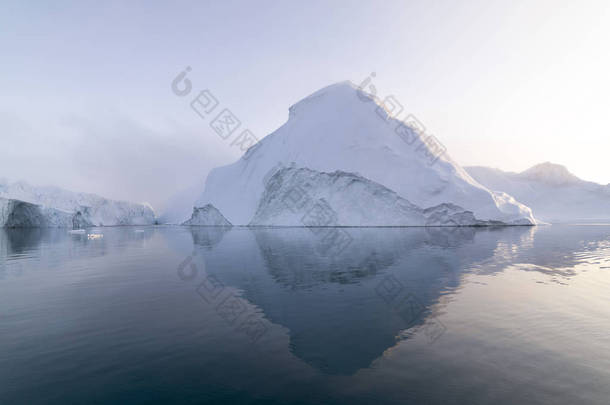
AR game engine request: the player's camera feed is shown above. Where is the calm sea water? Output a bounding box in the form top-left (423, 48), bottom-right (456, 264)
top-left (1, 225), bottom-right (609, 404)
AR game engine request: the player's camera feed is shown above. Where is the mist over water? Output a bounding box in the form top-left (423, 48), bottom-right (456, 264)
top-left (1, 225), bottom-right (609, 404)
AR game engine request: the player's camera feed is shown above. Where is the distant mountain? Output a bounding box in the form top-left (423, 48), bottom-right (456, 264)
top-left (190, 82), bottom-right (535, 226)
top-left (0, 180), bottom-right (155, 227)
top-left (466, 162), bottom-right (610, 223)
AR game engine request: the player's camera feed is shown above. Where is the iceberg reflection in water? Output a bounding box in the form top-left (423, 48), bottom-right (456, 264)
top-left (1, 225), bottom-right (610, 404)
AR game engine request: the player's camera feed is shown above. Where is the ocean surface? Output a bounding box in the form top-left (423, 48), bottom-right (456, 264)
top-left (1, 225), bottom-right (609, 404)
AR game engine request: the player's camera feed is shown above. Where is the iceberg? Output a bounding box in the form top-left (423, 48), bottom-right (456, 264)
top-left (182, 204), bottom-right (232, 227)
top-left (193, 82), bottom-right (536, 226)
top-left (0, 180), bottom-right (155, 227)
top-left (0, 197), bottom-right (74, 228)
top-left (467, 162), bottom-right (610, 223)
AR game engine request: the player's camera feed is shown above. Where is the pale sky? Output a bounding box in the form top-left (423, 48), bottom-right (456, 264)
top-left (1, 0), bottom-right (609, 211)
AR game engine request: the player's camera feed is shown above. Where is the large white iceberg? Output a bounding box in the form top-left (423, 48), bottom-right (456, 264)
top-left (194, 82), bottom-right (536, 226)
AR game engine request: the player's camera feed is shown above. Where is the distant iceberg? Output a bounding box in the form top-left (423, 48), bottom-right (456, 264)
top-left (182, 204), bottom-right (232, 227)
top-left (0, 181), bottom-right (155, 228)
top-left (0, 198), bottom-right (75, 228)
top-left (467, 162), bottom-right (610, 223)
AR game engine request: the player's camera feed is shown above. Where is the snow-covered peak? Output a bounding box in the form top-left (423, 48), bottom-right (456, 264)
top-left (288, 81), bottom-right (364, 118)
top-left (519, 162), bottom-right (580, 186)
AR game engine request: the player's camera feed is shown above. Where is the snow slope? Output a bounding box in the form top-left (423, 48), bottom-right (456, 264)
top-left (466, 162), bottom-right (610, 223)
top-left (0, 180), bottom-right (155, 226)
top-left (196, 81), bottom-right (535, 226)
top-left (250, 167), bottom-right (510, 226)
